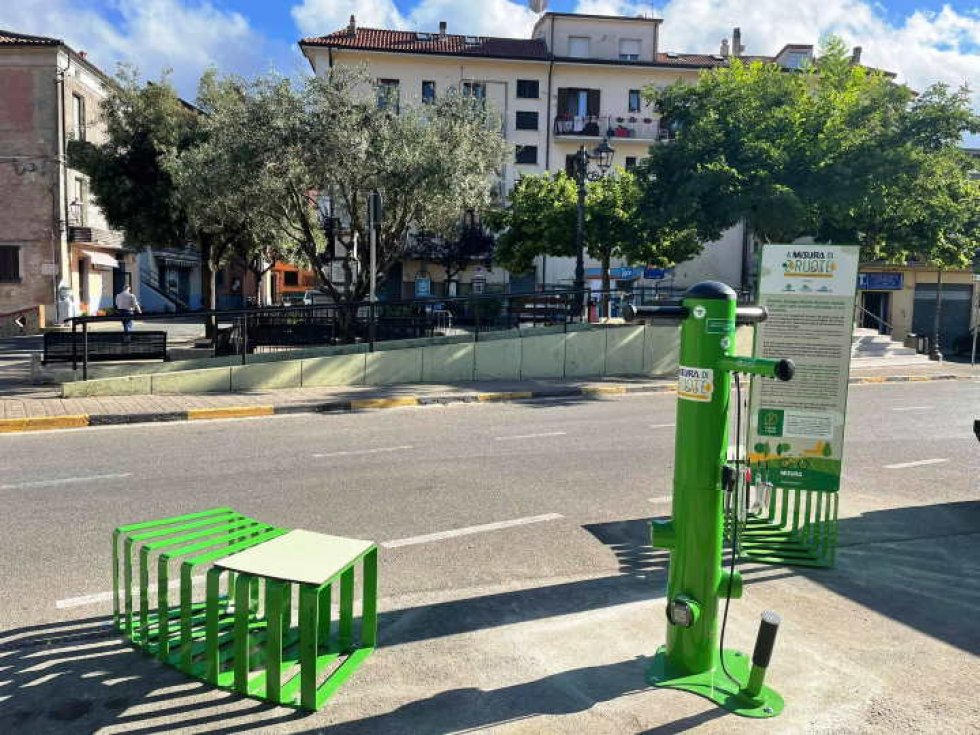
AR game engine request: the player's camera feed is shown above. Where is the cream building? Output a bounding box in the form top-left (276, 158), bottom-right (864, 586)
top-left (0, 29), bottom-right (138, 323)
top-left (300, 12), bottom-right (819, 298)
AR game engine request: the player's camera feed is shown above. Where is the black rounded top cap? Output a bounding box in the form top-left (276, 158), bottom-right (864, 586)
top-left (684, 281), bottom-right (736, 301)
top-left (775, 359), bottom-right (795, 382)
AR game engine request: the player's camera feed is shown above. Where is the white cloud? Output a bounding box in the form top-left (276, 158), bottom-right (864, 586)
top-left (574, 0), bottom-right (979, 105)
top-left (0, 0), bottom-right (298, 98)
top-left (291, 0), bottom-right (540, 39)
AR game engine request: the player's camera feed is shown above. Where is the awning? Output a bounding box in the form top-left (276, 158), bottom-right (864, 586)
top-left (81, 249), bottom-right (121, 270)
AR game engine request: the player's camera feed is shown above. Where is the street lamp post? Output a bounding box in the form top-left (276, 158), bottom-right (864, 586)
top-left (573, 137), bottom-right (615, 318)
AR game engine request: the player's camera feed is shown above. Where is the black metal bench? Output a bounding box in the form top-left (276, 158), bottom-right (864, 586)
top-left (43, 331), bottom-right (168, 364)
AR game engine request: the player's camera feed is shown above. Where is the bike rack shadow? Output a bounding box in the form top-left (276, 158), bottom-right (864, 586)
top-left (0, 616), bottom-right (306, 734)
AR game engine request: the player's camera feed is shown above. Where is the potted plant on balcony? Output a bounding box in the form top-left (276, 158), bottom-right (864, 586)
top-left (616, 116), bottom-right (625, 123)
top-left (643, 117), bottom-right (653, 124)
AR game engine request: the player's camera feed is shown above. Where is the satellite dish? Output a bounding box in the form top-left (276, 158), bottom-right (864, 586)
top-left (529, 0), bottom-right (549, 12)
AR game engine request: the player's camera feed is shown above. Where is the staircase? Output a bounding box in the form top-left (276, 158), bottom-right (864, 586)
top-left (851, 327), bottom-right (931, 367)
top-left (140, 267), bottom-right (190, 312)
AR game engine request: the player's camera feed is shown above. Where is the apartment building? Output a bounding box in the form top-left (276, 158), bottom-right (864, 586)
top-left (0, 29), bottom-right (138, 322)
top-left (300, 12), bottom-right (822, 296)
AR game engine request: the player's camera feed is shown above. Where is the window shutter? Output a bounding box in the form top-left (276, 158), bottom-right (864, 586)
top-left (587, 90), bottom-right (600, 116)
top-left (557, 89), bottom-right (570, 115)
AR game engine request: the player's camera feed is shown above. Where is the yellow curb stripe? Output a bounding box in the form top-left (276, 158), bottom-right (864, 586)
top-left (477, 391), bottom-right (533, 402)
top-left (582, 386), bottom-right (627, 396)
top-left (187, 406), bottom-right (275, 421)
top-left (0, 418), bottom-right (28, 433)
top-left (907, 376), bottom-right (930, 382)
top-left (0, 415), bottom-right (90, 433)
top-left (859, 376), bottom-right (887, 383)
top-left (350, 396), bottom-right (420, 410)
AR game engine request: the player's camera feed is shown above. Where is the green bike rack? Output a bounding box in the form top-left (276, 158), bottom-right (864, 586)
top-left (626, 281), bottom-right (795, 718)
top-left (113, 508), bottom-right (377, 711)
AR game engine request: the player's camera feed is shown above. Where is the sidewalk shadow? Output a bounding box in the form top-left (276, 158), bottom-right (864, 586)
top-left (0, 616), bottom-right (305, 734)
top-left (306, 655), bottom-right (726, 735)
top-left (802, 499), bottom-right (980, 655)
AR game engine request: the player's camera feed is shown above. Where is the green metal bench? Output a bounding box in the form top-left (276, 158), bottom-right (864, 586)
top-left (113, 508), bottom-right (377, 710)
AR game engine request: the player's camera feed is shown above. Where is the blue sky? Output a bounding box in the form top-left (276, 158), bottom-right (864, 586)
top-left (1, 0), bottom-right (977, 144)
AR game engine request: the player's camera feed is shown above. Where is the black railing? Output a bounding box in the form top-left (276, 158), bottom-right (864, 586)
top-left (65, 289), bottom-right (596, 379)
top-left (63, 283), bottom-right (753, 379)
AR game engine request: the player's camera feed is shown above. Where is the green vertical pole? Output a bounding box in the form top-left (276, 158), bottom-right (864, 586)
top-left (299, 584), bottom-right (319, 710)
top-left (646, 281), bottom-right (791, 718)
top-left (234, 573), bottom-right (252, 695)
top-left (361, 549), bottom-right (379, 648)
top-left (265, 579), bottom-right (284, 703)
top-left (339, 568), bottom-right (354, 651)
top-left (205, 569), bottom-right (222, 683)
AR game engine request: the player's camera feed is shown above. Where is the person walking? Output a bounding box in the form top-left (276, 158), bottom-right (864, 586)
top-left (115, 284), bottom-right (141, 334)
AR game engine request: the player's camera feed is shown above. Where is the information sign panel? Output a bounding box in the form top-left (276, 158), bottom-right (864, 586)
top-left (747, 245), bottom-right (859, 492)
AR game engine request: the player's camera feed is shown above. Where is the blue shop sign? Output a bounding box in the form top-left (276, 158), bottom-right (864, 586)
top-left (585, 267), bottom-right (641, 280)
top-left (643, 266), bottom-right (673, 280)
top-left (858, 272), bottom-right (903, 290)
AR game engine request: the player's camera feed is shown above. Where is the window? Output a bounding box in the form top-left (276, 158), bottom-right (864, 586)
top-left (516, 79), bottom-right (539, 98)
top-left (71, 93), bottom-right (85, 140)
top-left (619, 39), bottom-right (641, 61)
top-left (376, 79), bottom-right (400, 112)
top-left (0, 246), bottom-right (20, 282)
top-left (515, 111), bottom-right (539, 130)
top-left (421, 80), bottom-right (436, 103)
top-left (462, 81), bottom-right (486, 102)
top-left (625, 156), bottom-right (637, 171)
top-left (568, 36), bottom-right (590, 57)
top-left (783, 51), bottom-right (809, 69)
top-left (628, 89), bottom-right (642, 113)
top-left (283, 271), bottom-right (299, 287)
top-left (71, 176), bottom-right (86, 225)
top-left (515, 145), bottom-right (538, 165)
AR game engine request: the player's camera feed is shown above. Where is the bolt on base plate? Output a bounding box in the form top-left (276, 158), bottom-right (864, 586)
top-left (647, 646), bottom-right (784, 718)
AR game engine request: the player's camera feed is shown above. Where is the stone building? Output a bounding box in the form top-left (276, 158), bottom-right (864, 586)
top-left (0, 29), bottom-right (137, 323)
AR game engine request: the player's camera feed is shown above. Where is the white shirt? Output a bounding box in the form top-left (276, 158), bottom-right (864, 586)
top-left (115, 291), bottom-right (139, 310)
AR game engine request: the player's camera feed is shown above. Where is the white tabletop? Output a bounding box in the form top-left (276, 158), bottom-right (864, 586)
top-left (216, 529), bottom-right (375, 585)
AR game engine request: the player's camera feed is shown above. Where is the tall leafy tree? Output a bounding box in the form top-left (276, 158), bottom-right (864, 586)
top-left (489, 170), bottom-right (699, 309)
top-left (180, 67), bottom-right (510, 322)
top-left (68, 67), bottom-right (200, 251)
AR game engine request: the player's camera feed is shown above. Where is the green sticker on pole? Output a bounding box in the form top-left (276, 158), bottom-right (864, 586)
top-left (747, 245), bottom-right (859, 493)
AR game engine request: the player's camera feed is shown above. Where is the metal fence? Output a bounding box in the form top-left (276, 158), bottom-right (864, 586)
top-left (65, 289), bottom-right (594, 379)
top-left (63, 283), bottom-right (748, 379)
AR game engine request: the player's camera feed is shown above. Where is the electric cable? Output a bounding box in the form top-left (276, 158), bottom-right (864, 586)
top-left (718, 372), bottom-right (744, 689)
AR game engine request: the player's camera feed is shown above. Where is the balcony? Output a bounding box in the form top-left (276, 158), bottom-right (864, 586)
top-left (553, 114), bottom-right (669, 142)
top-left (68, 225), bottom-right (125, 249)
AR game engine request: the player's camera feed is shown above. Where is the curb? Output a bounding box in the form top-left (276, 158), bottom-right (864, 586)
top-left (0, 374), bottom-right (971, 435)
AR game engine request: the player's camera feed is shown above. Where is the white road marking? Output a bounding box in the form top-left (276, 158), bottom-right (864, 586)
top-left (383, 513), bottom-right (564, 549)
top-left (313, 445), bottom-right (413, 458)
top-left (0, 472), bottom-right (132, 491)
top-left (883, 458), bottom-right (949, 469)
top-left (56, 575), bottom-right (207, 610)
top-left (493, 431), bottom-right (567, 441)
top-left (649, 423), bottom-right (675, 429)
top-left (891, 406), bottom-right (933, 412)
top-left (55, 515), bottom-right (565, 608)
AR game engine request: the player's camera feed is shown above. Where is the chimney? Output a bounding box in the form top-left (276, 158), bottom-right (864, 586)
top-left (720, 38), bottom-right (730, 57)
top-left (732, 27), bottom-right (744, 57)
top-left (78, 50), bottom-right (88, 60)
top-left (347, 14), bottom-right (356, 37)
top-left (850, 46), bottom-right (862, 65)
top-left (439, 21), bottom-right (447, 38)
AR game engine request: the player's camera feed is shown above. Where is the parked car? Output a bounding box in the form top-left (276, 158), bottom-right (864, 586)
top-left (279, 293), bottom-right (306, 307)
top-left (302, 290), bottom-right (334, 306)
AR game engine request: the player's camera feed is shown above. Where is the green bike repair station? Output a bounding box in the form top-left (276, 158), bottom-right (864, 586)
top-left (627, 281), bottom-right (796, 718)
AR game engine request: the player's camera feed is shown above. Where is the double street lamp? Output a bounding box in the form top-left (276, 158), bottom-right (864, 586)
top-left (573, 137), bottom-right (615, 316)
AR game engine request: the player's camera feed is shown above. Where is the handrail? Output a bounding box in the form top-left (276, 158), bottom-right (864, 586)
top-left (139, 266), bottom-right (191, 311)
top-left (854, 303), bottom-right (894, 335)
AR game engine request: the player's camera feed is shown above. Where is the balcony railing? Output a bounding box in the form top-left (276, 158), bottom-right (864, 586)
top-left (68, 225), bottom-right (125, 248)
top-left (553, 114), bottom-right (672, 141)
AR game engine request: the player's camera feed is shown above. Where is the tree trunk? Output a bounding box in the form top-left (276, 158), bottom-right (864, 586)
top-left (600, 250), bottom-right (612, 320)
top-left (200, 236), bottom-right (217, 339)
top-left (930, 267), bottom-right (943, 360)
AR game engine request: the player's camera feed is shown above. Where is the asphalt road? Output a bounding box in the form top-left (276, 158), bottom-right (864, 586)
top-left (0, 380), bottom-right (977, 733)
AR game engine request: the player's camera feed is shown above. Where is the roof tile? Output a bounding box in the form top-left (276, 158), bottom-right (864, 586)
top-left (0, 29), bottom-right (61, 46)
top-left (301, 27), bottom-right (549, 60)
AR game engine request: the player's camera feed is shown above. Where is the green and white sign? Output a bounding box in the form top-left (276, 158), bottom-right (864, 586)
top-left (747, 245), bottom-right (859, 491)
